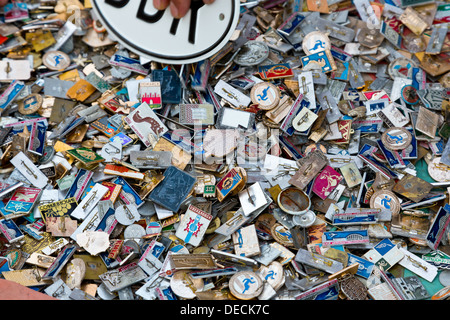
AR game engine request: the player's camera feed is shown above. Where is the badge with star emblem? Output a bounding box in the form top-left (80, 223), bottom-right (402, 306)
top-left (4, 187), bottom-right (42, 218)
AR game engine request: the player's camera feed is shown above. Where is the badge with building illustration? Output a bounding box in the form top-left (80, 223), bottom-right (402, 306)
top-left (138, 82), bottom-right (162, 110)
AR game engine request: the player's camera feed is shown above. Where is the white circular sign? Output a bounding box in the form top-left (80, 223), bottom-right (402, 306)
top-left (92, 0), bottom-right (240, 64)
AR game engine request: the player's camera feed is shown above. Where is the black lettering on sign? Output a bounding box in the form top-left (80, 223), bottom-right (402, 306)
top-left (137, 0), bottom-right (165, 23)
top-left (105, 0), bottom-right (129, 8)
top-left (169, 0), bottom-right (205, 44)
top-left (105, 0), bottom-right (205, 44)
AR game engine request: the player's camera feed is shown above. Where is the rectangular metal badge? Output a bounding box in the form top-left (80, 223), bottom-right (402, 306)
top-left (347, 253), bottom-right (375, 279)
top-left (91, 116), bottom-right (119, 138)
top-left (151, 69), bottom-right (182, 104)
top-left (27, 122), bottom-right (46, 156)
top-left (416, 106), bottom-right (440, 138)
top-left (2, 268), bottom-right (51, 287)
top-left (214, 80), bottom-right (251, 108)
top-left (65, 169), bottom-right (93, 201)
top-left (99, 262), bottom-right (148, 292)
top-left (40, 238), bottom-right (69, 256)
top-left (70, 206), bottom-right (106, 241)
top-left (0, 80), bottom-right (25, 114)
top-left (393, 174), bottom-right (433, 203)
top-left (179, 104), bottom-right (215, 125)
top-left (280, 96), bottom-right (311, 136)
top-left (298, 72), bottom-right (316, 110)
top-left (380, 20), bottom-right (402, 49)
top-left (332, 208), bottom-right (378, 226)
top-left (104, 164), bottom-right (145, 180)
top-left (399, 7), bottom-right (428, 36)
top-left (289, 150), bottom-right (328, 190)
top-left (340, 162), bottom-right (362, 188)
top-left (295, 279), bottom-right (339, 300)
top-left (149, 166), bottom-right (196, 212)
top-left (426, 25), bottom-right (448, 54)
top-left (38, 197), bottom-right (78, 222)
top-left (322, 230), bottom-right (369, 246)
top-left (70, 183), bottom-right (109, 220)
top-left (379, 103), bottom-right (410, 128)
top-left (138, 81), bottom-right (162, 109)
top-left (10, 151), bottom-right (48, 188)
top-left (312, 165), bottom-right (343, 200)
top-left (398, 247), bottom-right (438, 282)
top-left (294, 248), bottom-right (343, 274)
top-left (426, 204), bottom-right (450, 250)
top-left (258, 63), bottom-right (294, 80)
top-left (210, 249), bottom-right (258, 268)
top-left (301, 50), bottom-right (336, 73)
top-left (109, 54), bottom-right (149, 75)
top-left (0, 219), bottom-right (24, 243)
top-left (170, 254), bottom-right (217, 270)
top-left (66, 147), bottom-right (105, 166)
top-left (232, 224), bottom-right (260, 257)
top-left (422, 250), bottom-right (450, 269)
top-left (42, 244), bottom-right (77, 280)
top-left (112, 176), bottom-right (145, 208)
top-left (363, 238), bottom-right (405, 271)
top-left (130, 150), bottom-right (172, 169)
top-left (175, 204), bottom-right (212, 247)
top-left (124, 102), bottom-right (168, 148)
top-left (215, 167), bottom-right (245, 202)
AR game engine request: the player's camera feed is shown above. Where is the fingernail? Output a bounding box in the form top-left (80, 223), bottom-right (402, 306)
top-left (170, 2), bottom-right (180, 19)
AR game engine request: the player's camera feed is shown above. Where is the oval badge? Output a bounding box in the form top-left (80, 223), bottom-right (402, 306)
top-left (92, 0), bottom-right (240, 64)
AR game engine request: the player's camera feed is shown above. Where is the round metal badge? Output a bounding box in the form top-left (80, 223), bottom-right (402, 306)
top-left (18, 93), bottom-right (43, 115)
top-left (258, 261), bottom-right (285, 291)
top-left (271, 223), bottom-right (294, 247)
top-left (170, 270), bottom-right (204, 299)
top-left (370, 190), bottom-right (401, 215)
top-left (388, 57), bottom-right (417, 79)
top-left (356, 28), bottom-right (384, 48)
top-left (401, 85), bottom-right (419, 105)
top-left (233, 40), bottom-right (270, 66)
top-left (136, 200), bottom-right (156, 217)
top-left (124, 224), bottom-right (146, 239)
top-left (250, 81), bottom-right (280, 110)
top-left (302, 31), bottom-right (331, 55)
top-left (92, 0), bottom-right (240, 65)
top-left (428, 157), bottom-right (450, 182)
top-left (43, 50), bottom-right (71, 70)
top-left (440, 270), bottom-right (450, 287)
top-left (255, 213), bottom-right (277, 236)
top-left (277, 187), bottom-right (311, 215)
top-left (38, 145), bottom-right (55, 164)
top-left (381, 127), bottom-right (412, 151)
top-left (433, 286), bottom-right (450, 300)
top-left (115, 204), bottom-right (140, 226)
top-left (292, 210), bottom-right (316, 228)
top-left (97, 283), bottom-right (117, 300)
top-left (229, 271), bottom-right (264, 300)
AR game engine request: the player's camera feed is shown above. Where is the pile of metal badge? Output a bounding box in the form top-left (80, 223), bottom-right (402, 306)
top-left (1, 0), bottom-right (450, 302)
